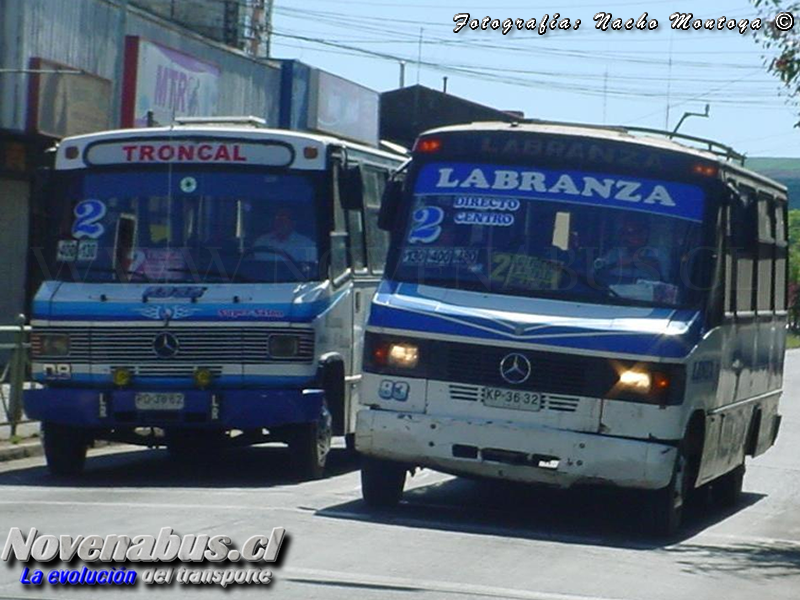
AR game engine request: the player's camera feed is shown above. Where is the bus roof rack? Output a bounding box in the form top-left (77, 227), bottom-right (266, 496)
top-left (379, 139), bottom-right (410, 156)
top-left (518, 118), bottom-right (746, 165)
top-left (171, 116), bottom-right (268, 128)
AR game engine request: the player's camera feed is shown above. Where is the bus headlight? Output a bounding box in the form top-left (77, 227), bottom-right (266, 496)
top-left (387, 342), bottom-right (419, 369)
top-left (364, 333), bottom-right (428, 377)
top-left (611, 366), bottom-right (674, 404)
top-left (32, 334), bottom-right (70, 357)
top-left (269, 334), bottom-right (300, 358)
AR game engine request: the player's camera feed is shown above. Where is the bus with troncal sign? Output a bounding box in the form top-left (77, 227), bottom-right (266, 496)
top-left (24, 118), bottom-right (406, 478)
top-left (356, 121), bottom-right (788, 535)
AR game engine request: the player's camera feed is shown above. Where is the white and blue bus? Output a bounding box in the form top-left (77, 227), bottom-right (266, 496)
top-left (24, 119), bottom-right (406, 478)
top-left (356, 121), bottom-right (788, 535)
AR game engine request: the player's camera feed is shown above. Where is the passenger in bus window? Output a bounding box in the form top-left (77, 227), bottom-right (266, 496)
top-left (593, 213), bottom-right (668, 283)
top-left (254, 207), bottom-right (318, 262)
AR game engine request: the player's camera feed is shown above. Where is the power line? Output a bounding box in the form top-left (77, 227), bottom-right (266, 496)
top-left (273, 32), bottom-right (786, 103)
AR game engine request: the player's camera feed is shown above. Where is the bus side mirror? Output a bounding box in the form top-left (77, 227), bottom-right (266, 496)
top-left (339, 165), bottom-right (364, 210)
top-left (378, 179), bottom-right (403, 231)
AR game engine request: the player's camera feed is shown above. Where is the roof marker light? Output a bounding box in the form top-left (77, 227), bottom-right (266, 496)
top-left (65, 146), bottom-right (79, 159)
top-left (692, 163), bottom-right (718, 177)
top-left (414, 138), bottom-right (442, 153)
top-left (303, 146), bottom-right (318, 159)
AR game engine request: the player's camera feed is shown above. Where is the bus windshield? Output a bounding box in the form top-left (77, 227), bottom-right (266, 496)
top-left (392, 162), bottom-right (710, 308)
top-left (52, 168), bottom-right (322, 284)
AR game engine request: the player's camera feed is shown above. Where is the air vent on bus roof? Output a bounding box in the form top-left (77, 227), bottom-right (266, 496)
top-left (172, 116), bottom-right (267, 128)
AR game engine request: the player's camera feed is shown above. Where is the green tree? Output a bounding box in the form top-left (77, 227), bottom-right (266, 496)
top-left (752, 2), bottom-right (800, 123)
top-left (789, 210), bottom-right (800, 329)
top-left (790, 209), bottom-right (800, 283)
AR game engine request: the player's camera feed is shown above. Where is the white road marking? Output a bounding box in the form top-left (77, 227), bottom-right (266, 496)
top-left (280, 566), bottom-right (632, 600)
top-left (0, 499), bottom-right (306, 514)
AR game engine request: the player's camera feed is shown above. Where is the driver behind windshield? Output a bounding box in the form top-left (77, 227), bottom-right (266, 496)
top-left (593, 213), bottom-right (669, 283)
top-left (253, 207), bottom-right (317, 263)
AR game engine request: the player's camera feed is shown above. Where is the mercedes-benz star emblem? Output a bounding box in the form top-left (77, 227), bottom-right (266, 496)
top-left (499, 352), bottom-right (531, 385)
top-left (153, 332), bottom-right (180, 359)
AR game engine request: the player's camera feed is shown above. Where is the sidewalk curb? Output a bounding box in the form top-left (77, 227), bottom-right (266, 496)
top-left (0, 439), bottom-right (121, 464)
top-left (0, 441), bottom-right (43, 463)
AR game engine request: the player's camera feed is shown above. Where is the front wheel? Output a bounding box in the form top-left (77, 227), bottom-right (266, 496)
top-left (361, 457), bottom-right (407, 508)
top-left (646, 448), bottom-right (692, 538)
top-left (42, 422), bottom-right (89, 476)
top-left (290, 402), bottom-right (332, 480)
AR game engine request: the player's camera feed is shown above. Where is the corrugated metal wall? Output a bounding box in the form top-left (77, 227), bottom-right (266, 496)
top-left (0, 0), bottom-right (280, 134)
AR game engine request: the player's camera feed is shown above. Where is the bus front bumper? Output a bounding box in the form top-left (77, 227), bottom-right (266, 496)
top-left (356, 409), bottom-right (677, 490)
top-left (24, 388), bottom-right (324, 430)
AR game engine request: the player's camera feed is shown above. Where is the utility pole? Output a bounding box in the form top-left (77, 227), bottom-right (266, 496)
top-left (665, 34), bottom-right (674, 130)
top-left (416, 28), bottom-right (423, 84)
top-left (114, 0), bottom-right (129, 128)
top-left (399, 61), bottom-right (406, 88)
top-left (264, 0), bottom-right (274, 58)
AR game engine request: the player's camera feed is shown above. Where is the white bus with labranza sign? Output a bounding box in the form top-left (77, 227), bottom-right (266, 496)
top-left (356, 121), bottom-right (789, 536)
top-left (25, 119), bottom-right (406, 479)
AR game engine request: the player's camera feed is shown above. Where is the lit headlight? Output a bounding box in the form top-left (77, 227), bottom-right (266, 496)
top-left (269, 335), bottom-right (300, 358)
top-left (32, 334), bottom-right (70, 357)
top-left (618, 370), bottom-right (652, 392)
top-left (387, 342), bottom-right (419, 369)
top-left (364, 333), bottom-right (430, 377)
top-left (614, 368), bottom-right (671, 399)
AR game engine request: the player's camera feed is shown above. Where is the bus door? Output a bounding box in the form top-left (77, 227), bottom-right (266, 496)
top-left (337, 163), bottom-right (391, 431)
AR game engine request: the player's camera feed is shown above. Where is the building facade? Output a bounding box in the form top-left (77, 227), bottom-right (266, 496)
top-left (130, 0), bottom-right (272, 57)
top-left (0, 0), bottom-right (283, 328)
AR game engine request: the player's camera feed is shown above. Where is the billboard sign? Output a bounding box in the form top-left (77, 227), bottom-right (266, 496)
top-left (121, 37), bottom-right (220, 128)
top-left (310, 70), bottom-right (379, 147)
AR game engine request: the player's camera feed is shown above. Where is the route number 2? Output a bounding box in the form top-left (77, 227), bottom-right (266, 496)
top-left (407, 206), bottom-right (444, 244)
top-left (72, 199), bottom-right (107, 239)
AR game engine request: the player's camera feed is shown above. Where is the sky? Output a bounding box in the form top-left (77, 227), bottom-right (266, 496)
top-left (270, 0), bottom-right (800, 158)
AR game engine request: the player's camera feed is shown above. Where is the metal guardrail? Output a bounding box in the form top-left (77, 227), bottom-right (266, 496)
top-left (0, 315), bottom-right (31, 437)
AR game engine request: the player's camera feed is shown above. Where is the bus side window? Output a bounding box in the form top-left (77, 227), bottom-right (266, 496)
top-left (774, 201), bottom-right (789, 312)
top-left (362, 167), bottom-right (389, 274)
top-left (756, 192), bottom-right (775, 315)
top-left (346, 206), bottom-right (367, 273)
top-left (331, 167), bottom-right (351, 281)
top-left (728, 184), bottom-right (757, 316)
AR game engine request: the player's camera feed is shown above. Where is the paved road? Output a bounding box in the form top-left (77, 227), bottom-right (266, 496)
top-left (0, 353), bottom-right (798, 600)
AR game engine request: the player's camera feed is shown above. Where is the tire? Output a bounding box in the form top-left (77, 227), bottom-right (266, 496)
top-left (361, 457), bottom-right (406, 508)
top-left (290, 401), bottom-right (332, 480)
top-left (42, 422), bottom-right (89, 476)
top-left (646, 446), bottom-right (693, 538)
top-left (713, 464), bottom-right (745, 508)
